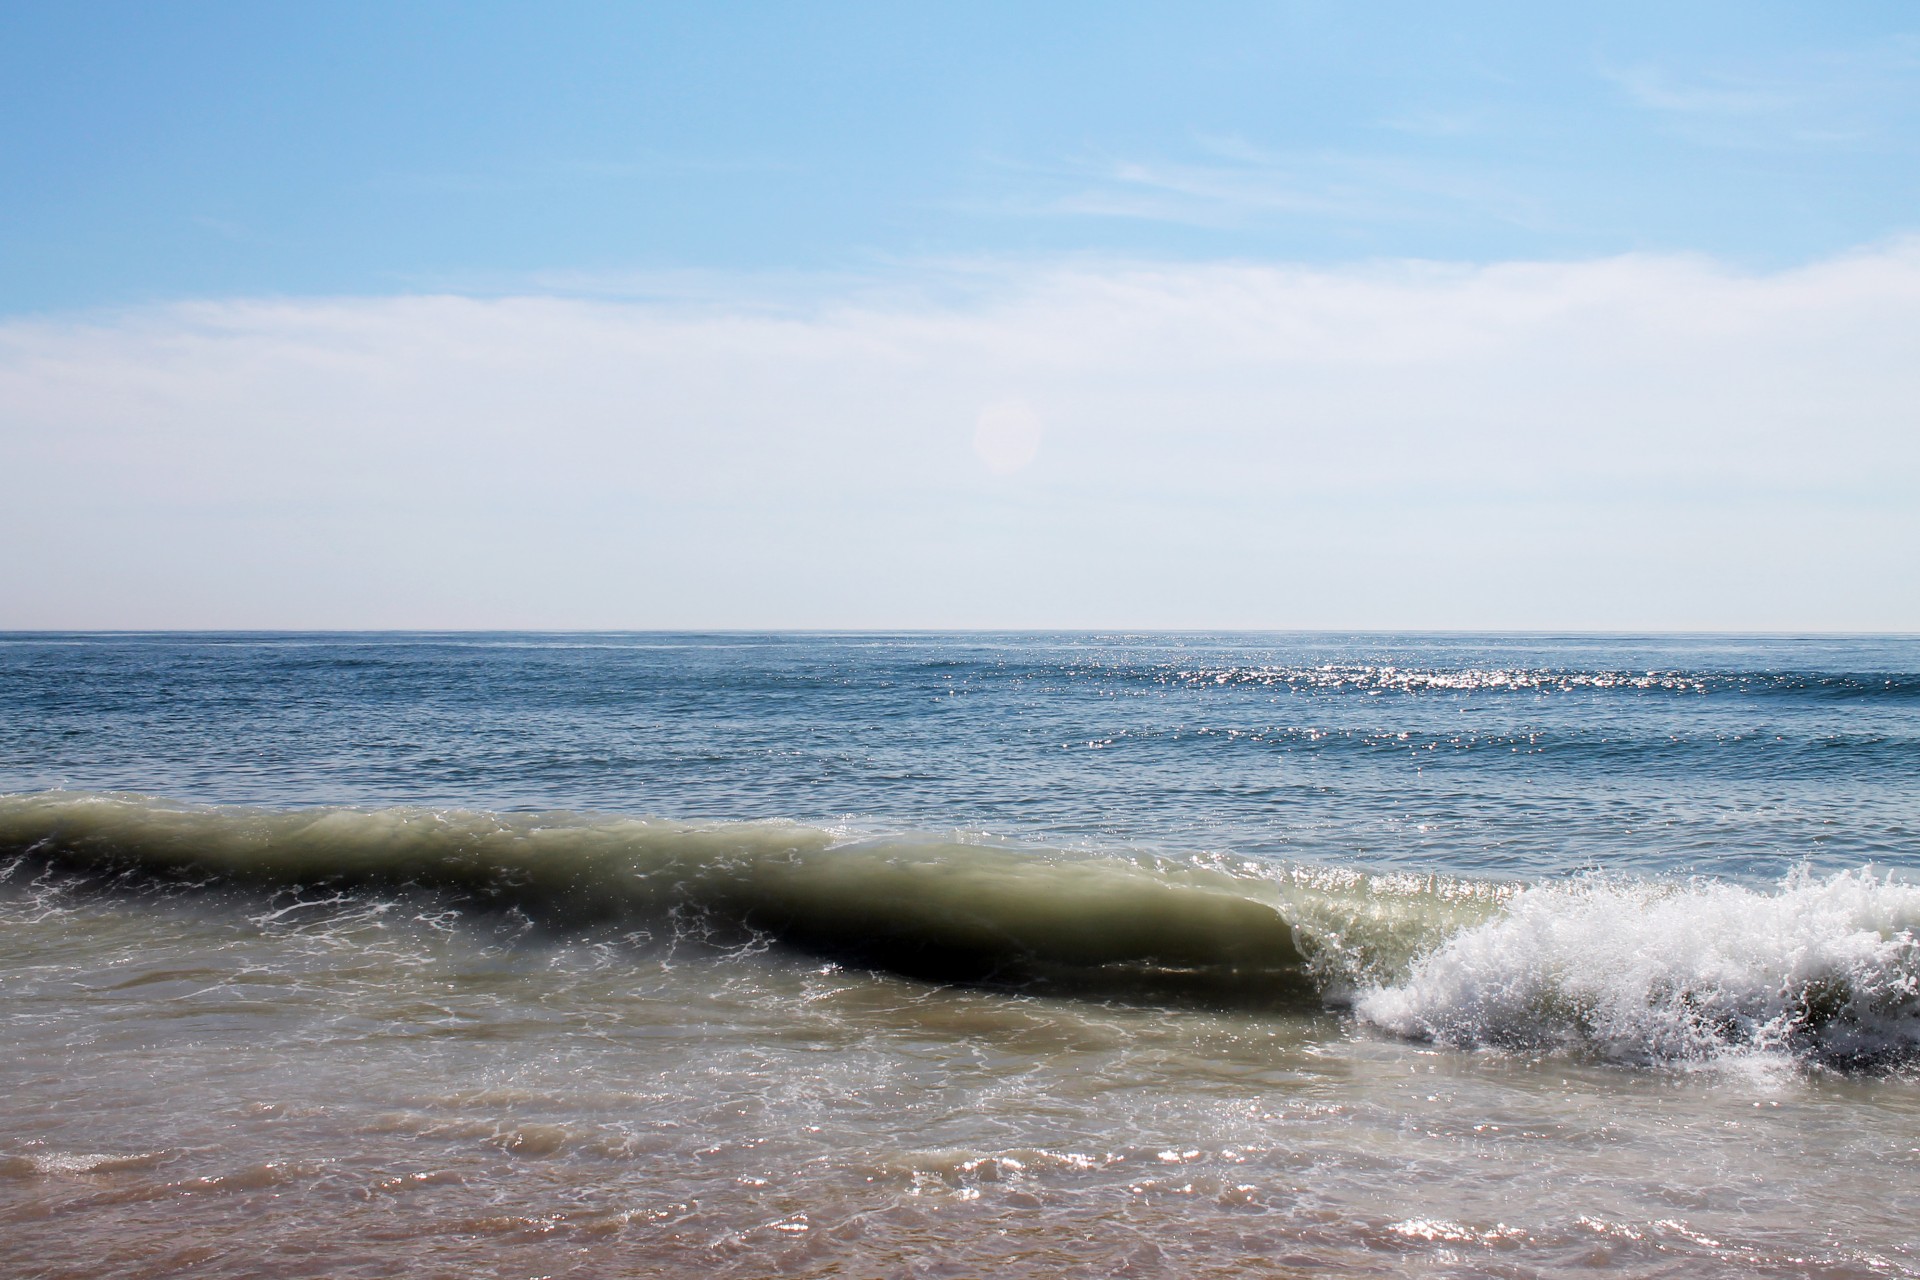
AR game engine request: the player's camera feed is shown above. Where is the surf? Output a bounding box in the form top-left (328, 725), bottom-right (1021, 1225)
top-left (3, 791), bottom-right (1476, 1005)
top-left (8, 790), bottom-right (1920, 1068)
top-left (1358, 867), bottom-right (1920, 1069)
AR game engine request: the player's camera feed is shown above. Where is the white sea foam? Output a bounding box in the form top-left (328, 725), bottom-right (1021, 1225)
top-left (1357, 868), bottom-right (1920, 1066)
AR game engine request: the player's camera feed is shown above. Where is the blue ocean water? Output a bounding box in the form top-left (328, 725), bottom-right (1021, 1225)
top-left (3, 631), bottom-right (1916, 883)
top-left (7, 633), bottom-right (1920, 1278)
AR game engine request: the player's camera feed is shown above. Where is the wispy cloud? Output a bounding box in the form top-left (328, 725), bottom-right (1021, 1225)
top-left (985, 139), bottom-right (1551, 236)
top-left (1036, 155), bottom-right (1370, 226)
top-left (373, 151), bottom-right (804, 197)
top-left (1377, 108), bottom-right (1489, 138)
top-left (1609, 66), bottom-right (1800, 117)
top-left (1605, 36), bottom-right (1920, 150)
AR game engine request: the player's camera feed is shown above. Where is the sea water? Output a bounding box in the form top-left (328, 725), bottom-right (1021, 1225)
top-left (2, 632), bottom-right (1917, 1277)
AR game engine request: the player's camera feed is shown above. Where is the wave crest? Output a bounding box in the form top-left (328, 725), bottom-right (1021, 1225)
top-left (0, 792), bottom-right (1406, 1004)
top-left (13, 791), bottom-right (1914, 1067)
top-left (1357, 869), bottom-right (1920, 1068)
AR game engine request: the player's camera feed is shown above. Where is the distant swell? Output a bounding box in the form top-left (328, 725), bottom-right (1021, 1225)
top-left (6, 792), bottom-right (1919, 1068)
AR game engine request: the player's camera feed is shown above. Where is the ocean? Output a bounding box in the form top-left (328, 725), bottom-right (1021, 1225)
top-left (2, 631), bottom-right (1917, 1277)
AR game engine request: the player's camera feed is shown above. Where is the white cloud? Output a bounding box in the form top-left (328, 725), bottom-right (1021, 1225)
top-left (3, 244), bottom-right (1918, 629)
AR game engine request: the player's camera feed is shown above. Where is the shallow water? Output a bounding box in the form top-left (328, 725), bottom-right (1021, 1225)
top-left (3, 633), bottom-right (1918, 1277)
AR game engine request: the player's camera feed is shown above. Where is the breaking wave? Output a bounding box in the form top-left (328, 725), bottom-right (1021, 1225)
top-left (1357, 869), bottom-right (1920, 1069)
top-left (0, 792), bottom-right (1491, 1006)
top-left (5, 792), bottom-right (1919, 1067)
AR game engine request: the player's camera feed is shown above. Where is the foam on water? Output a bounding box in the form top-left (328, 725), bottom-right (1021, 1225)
top-left (1358, 868), bottom-right (1920, 1068)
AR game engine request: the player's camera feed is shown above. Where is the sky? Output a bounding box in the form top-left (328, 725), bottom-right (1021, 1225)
top-left (3, 2), bottom-right (1918, 629)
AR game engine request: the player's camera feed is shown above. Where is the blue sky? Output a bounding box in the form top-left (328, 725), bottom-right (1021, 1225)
top-left (2, 4), bottom-right (1918, 628)
top-left (5, 2), bottom-right (1917, 310)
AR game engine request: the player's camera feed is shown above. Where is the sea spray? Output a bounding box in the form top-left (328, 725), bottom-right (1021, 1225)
top-left (1357, 868), bottom-right (1920, 1067)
